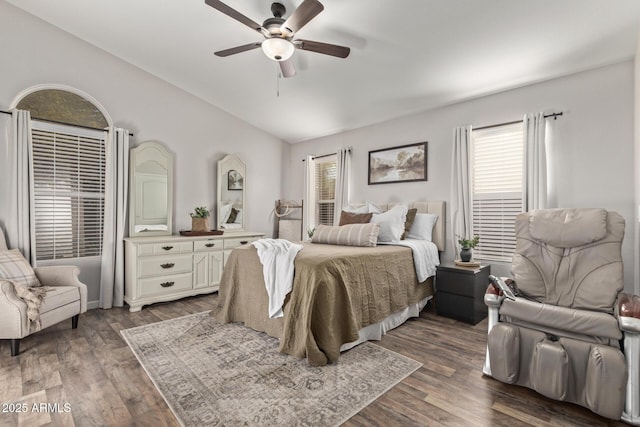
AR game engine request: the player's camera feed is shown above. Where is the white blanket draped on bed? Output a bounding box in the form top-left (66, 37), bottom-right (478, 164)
top-left (381, 239), bottom-right (440, 282)
top-left (252, 238), bottom-right (303, 318)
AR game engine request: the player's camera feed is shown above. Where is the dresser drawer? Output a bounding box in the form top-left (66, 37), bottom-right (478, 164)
top-left (194, 240), bottom-right (223, 251)
top-left (138, 241), bottom-right (193, 256)
top-left (139, 273), bottom-right (192, 297)
top-left (138, 254), bottom-right (193, 278)
top-left (224, 236), bottom-right (258, 249)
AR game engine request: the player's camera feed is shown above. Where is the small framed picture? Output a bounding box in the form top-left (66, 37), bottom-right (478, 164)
top-left (227, 169), bottom-right (243, 190)
top-left (368, 141), bottom-right (428, 185)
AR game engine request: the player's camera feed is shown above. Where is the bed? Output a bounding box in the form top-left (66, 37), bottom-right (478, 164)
top-left (215, 201), bottom-right (445, 365)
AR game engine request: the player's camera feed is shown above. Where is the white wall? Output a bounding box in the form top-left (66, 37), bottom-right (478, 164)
top-left (0, 2), bottom-right (285, 305)
top-left (635, 32), bottom-right (640, 295)
top-left (285, 61), bottom-right (636, 292)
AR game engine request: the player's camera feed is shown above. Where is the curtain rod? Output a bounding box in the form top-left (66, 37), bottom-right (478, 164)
top-left (0, 109), bottom-right (134, 136)
top-left (302, 148), bottom-right (351, 162)
top-left (474, 112), bottom-right (563, 131)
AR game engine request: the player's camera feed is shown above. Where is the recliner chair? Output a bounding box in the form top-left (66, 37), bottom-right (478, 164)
top-left (483, 208), bottom-right (640, 424)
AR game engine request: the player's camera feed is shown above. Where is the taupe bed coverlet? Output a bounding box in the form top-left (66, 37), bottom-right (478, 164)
top-left (215, 242), bottom-right (434, 365)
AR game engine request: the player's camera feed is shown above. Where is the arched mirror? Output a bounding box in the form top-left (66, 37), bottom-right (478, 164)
top-left (129, 141), bottom-right (173, 237)
top-left (217, 154), bottom-right (245, 231)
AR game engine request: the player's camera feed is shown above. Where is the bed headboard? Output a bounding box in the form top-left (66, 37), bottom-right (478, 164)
top-left (349, 201), bottom-right (446, 251)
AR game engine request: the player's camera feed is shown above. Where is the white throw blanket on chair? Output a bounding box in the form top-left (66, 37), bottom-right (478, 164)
top-left (252, 239), bottom-right (303, 318)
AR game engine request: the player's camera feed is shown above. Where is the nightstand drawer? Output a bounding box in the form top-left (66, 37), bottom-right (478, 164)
top-left (436, 292), bottom-right (476, 323)
top-left (436, 270), bottom-right (477, 296)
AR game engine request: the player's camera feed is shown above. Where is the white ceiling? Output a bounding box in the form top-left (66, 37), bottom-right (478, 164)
top-left (8, 0), bottom-right (640, 143)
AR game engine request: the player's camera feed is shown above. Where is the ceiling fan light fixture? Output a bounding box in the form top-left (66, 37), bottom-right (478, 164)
top-left (261, 38), bottom-right (294, 61)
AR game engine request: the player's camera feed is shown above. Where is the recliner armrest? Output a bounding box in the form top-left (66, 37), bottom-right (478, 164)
top-left (34, 265), bottom-right (88, 313)
top-left (485, 284), bottom-right (502, 307)
top-left (485, 277), bottom-right (515, 307)
top-left (618, 292), bottom-right (640, 333)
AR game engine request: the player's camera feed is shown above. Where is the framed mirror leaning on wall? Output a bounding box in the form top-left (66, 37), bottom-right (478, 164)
top-left (129, 141), bottom-right (174, 237)
top-left (217, 154), bottom-right (246, 231)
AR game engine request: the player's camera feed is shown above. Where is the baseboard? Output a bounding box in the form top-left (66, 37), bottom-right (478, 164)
top-left (87, 300), bottom-right (100, 310)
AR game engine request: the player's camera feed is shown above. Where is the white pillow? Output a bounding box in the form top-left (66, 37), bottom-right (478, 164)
top-left (367, 203), bottom-right (382, 214)
top-left (234, 208), bottom-right (243, 224)
top-left (370, 205), bottom-right (408, 243)
top-left (343, 205), bottom-right (369, 214)
top-left (407, 213), bottom-right (438, 241)
top-left (219, 204), bottom-right (233, 224)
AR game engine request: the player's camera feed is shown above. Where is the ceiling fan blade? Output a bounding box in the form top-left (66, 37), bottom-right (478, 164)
top-left (214, 42), bottom-right (262, 57)
top-left (280, 0), bottom-right (324, 37)
top-left (295, 39), bottom-right (350, 58)
top-left (280, 60), bottom-right (296, 78)
top-left (205, 0), bottom-right (266, 35)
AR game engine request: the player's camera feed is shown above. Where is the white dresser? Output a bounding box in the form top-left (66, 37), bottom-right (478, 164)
top-left (124, 231), bottom-right (263, 312)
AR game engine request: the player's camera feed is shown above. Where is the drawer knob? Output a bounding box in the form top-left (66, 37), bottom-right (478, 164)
top-left (160, 281), bottom-right (175, 288)
top-left (205, 243), bottom-right (216, 248)
top-left (160, 263), bottom-right (175, 269)
top-left (240, 240), bottom-right (249, 245)
top-left (161, 246), bottom-right (173, 251)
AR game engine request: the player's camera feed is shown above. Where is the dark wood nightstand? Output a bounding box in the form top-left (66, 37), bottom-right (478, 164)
top-left (435, 262), bottom-right (491, 324)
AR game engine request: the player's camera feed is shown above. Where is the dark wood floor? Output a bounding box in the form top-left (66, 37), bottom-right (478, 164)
top-left (0, 293), bottom-right (627, 427)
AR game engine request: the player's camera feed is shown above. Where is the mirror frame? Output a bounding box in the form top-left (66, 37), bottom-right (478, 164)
top-left (129, 141), bottom-right (174, 237)
top-left (217, 154), bottom-right (246, 231)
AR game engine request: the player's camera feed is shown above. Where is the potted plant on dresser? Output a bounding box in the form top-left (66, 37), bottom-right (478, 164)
top-left (190, 206), bottom-right (210, 232)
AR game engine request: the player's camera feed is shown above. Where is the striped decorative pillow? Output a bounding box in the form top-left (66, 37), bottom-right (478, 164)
top-left (0, 249), bottom-right (41, 288)
top-left (311, 223), bottom-right (380, 247)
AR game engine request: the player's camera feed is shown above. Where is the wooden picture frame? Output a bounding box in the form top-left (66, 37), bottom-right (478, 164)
top-left (368, 142), bottom-right (428, 185)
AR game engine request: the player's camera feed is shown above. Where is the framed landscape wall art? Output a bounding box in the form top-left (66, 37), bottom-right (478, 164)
top-left (368, 142), bottom-right (428, 185)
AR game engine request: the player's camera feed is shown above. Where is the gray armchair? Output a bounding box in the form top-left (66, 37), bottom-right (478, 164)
top-left (0, 228), bottom-right (87, 356)
top-left (483, 208), bottom-right (640, 424)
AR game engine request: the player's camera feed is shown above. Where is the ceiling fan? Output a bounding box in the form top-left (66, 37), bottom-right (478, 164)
top-left (205, 0), bottom-right (350, 78)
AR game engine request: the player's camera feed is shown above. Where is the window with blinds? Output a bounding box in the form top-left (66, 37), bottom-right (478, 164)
top-left (315, 155), bottom-right (337, 226)
top-left (472, 122), bottom-right (524, 262)
top-left (30, 121), bottom-right (106, 261)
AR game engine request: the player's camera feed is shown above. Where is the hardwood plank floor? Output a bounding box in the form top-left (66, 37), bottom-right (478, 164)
top-left (0, 294), bottom-right (628, 426)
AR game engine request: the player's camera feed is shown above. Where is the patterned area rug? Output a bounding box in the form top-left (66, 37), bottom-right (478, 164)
top-left (121, 311), bottom-right (421, 426)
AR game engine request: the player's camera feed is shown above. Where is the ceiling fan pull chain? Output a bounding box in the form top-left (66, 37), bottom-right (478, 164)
top-left (277, 68), bottom-right (281, 97)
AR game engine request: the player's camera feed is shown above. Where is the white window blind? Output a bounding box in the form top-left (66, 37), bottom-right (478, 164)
top-left (472, 122), bottom-right (524, 262)
top-left (30, 121), bottom-right (106, 261)
top-left (315, 155), bottom-right (337, 226)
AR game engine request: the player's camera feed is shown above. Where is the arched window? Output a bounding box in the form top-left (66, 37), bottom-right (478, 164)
top-left (14, 86), bottom-right (110, 261)
top-left (16, 88), bottom-right (109, 129)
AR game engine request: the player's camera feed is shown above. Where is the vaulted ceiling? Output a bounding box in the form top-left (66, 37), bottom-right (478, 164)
top-left (8, 0), bottom-right (640, 143)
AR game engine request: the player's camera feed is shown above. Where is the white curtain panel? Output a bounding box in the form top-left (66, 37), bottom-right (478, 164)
top-left (333, 147), bottom-right (352, 225)
top-left (524, 112), bottom-right (547, 210)
top-left (302, 155), bottom-right (316, 239)
top-left (0, 110), bottom-right (34, 263)
top-left (100, 128), bottom-right (130, 309)
top-left (450, 125), bottom-right (473, 254)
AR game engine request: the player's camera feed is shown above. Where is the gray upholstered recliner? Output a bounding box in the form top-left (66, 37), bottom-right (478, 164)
top-left (483, 208), bottom-right (640, 424)
top-left (0, 228), bottom-right (87, 356)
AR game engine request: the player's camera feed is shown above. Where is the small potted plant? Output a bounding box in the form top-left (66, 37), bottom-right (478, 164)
top-left (190, 206), bottom-right (210, 232)
top-left (306, 227), bottom-right (316, 240)
top-left (457, 235), bottom-right (479, 262)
